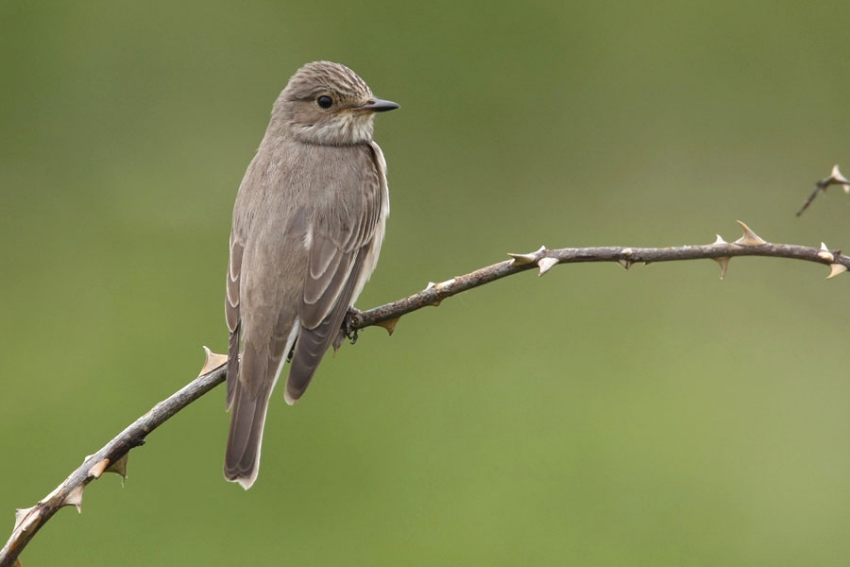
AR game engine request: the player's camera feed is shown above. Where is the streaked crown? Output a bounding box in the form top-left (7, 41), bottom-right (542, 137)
top-left (283, 61), bottom-right (372, 104)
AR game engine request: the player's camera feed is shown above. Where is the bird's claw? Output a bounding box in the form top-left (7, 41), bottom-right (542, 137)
top-left (343, 307), bottom-right (362, 344)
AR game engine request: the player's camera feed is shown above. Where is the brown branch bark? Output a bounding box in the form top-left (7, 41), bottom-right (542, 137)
top-left (2, 224), bottom-right (848, 567)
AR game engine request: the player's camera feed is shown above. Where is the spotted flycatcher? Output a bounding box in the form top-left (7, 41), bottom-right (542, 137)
top-left (224, 61), bottom-right (398, 488)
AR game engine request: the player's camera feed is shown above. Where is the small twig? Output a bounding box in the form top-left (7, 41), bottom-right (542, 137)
top-left (2, 221), bottom-right (848, 567)
top-left (797, 164), bottom-right (850, 216)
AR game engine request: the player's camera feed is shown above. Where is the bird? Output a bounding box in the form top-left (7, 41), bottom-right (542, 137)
top-left (223, 61), bottom-right (398, 489)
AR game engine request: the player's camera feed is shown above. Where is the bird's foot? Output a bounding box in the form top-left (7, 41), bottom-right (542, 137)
top-left (333, 308), bottom-right (362, 353)
top-left (343, 307), bottom-right (362, 344)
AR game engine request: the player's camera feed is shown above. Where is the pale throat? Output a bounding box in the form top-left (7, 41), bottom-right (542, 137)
top-left (301, 111), bottom-right (375, 145)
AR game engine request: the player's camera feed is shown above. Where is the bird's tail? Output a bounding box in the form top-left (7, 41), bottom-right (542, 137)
top-left (224, 382), bottom-right (273, 490)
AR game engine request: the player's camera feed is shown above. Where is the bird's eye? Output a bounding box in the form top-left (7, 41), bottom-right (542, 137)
top-left (317, 95), bottom-right (333, 109)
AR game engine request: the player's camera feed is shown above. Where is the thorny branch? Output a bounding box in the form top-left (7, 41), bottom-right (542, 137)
top-left (2, 208), bottom-right (849, 567)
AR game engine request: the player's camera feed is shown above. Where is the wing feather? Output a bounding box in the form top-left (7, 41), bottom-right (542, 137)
top-left (286, 252), bottom-right (366, 403)
top-left (284, 144), bottom-right (387, 403)
top-left (225, 236), bottom-right (244, 409)
top-left (303, 236), bottom-right (345, 307)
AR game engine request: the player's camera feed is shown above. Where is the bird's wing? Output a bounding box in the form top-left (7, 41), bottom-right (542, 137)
top-left (225, 233), bottom-right (244, 409)
top-left (225, 201), bottom-right (308, 485)
top-left (285, 145), bottom-right (386, 403)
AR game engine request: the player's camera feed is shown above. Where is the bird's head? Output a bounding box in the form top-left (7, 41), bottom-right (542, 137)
top-left (274, 61), bottom-right (398, 146)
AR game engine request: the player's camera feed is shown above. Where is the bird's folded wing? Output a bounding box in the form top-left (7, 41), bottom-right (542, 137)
top-left (225, 235), bottom-right (244, 409)
top-left (286, 167), bottom-right (383, 402)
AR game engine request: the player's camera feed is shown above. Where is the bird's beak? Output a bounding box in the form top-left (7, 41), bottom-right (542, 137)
top-left (356, 98), bottom-right (399, 112)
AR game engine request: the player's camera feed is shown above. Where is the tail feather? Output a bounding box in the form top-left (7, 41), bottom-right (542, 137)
top-left (224, 383), bottom-right (272, 489)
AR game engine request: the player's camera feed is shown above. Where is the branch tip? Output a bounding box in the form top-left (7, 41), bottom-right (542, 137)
top-left (798, 164), bottom-right (850, 215)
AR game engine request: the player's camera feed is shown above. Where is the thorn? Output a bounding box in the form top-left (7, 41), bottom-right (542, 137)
top-left (713, 234), bottom-right (727, 245)
top-left (733, 220), bottom-right (767, 246)
top-left (426, 281), bottom-right (444, 306)
top-left (832, 164), bottom-right (850, 187)
top-left (13, 508), bottom-right (42, 544)
top-left (434, 278), bottom-right (455, 290)
top-left (14, 507), bottom-right (37, 532)
top-left (644, 261), bottom-right (653, 266)
top-left (375, 317), bottom-right (400, 336)
top-left (712, 257), bottom-right (730, 279)
top-left (507, 252), bottom-right (537, 265)
top-left (827, 263), bottom-right (848, 279)
top-left (621, 247), bottom-right (634, 256)
top-left (618, 259), bottom-right (633, 270)
top-left (508, 246), bottom-right (547, 265)
top-left (817, 243), bottom-right (835, 262)
top-left (537, 257), bottom-right (558, 276)
top-left (106, 453), bottom-right (129, 483)
top-left (199, 346), bottom-right (227, 377)
top-left (65, 485), bottom-right (84, 513)
top-left (88, 458), bottom-right (110, 479)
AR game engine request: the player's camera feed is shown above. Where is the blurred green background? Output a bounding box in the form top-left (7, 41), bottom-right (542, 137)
top-left (3, 1), bottom-right (850, 565)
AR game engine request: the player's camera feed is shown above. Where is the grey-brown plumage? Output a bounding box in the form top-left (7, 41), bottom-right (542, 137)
top-left (224, 61), bottom-right (398, 489)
